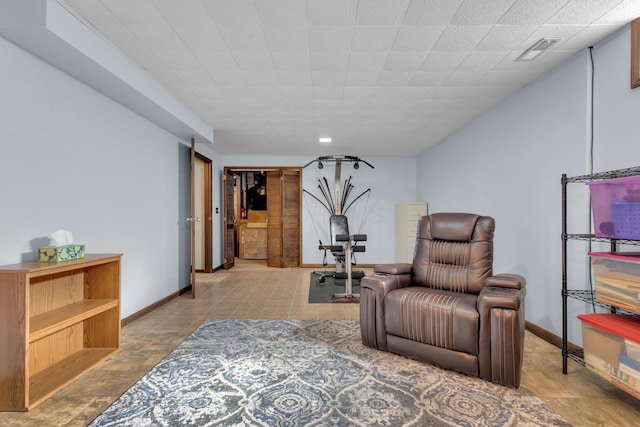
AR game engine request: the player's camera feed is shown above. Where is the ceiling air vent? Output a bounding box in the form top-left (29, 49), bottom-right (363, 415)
top-left (516, 38), bottom-right (561, 61)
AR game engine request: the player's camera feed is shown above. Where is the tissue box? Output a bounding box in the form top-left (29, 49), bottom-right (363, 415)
top-left (38, 244), bottom-right (85, 262)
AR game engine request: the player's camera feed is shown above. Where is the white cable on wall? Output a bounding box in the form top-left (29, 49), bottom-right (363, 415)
top-left (587, 47), bottom-right (594, 177)
top-left (587, 46), bottom-right (596, 311)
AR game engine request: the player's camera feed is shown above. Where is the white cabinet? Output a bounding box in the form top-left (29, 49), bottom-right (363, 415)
top-left (396, 202), bottom-right (427, 263)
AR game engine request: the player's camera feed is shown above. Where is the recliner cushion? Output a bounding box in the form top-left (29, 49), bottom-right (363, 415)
top-left (412, 213), bottom-right (494, 294)
top-left (384, 287), bottom-right (479, 355)
top-left (429, 213), bottom-right (480, 242)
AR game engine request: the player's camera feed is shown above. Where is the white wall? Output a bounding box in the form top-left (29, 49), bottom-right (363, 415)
top-left (0, 36), bottom-right (216, 317)
top-left (592, 29), bottom-right (640, 172)
top-left (220, 154), bottom-right (419, 265)
top-left (416, 26), bottom-right (640, 345)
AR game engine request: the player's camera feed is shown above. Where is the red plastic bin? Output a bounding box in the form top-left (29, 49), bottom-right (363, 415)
top-left (578, 313), bottom-right (640, 343)
top-left (587, 175), bottom-right (640, 240)
top-left (578, 313), bottom-right (640, 398)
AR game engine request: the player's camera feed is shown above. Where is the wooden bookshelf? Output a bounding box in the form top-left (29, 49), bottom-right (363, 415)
top-left (0, 254), bottom-right (121, 411)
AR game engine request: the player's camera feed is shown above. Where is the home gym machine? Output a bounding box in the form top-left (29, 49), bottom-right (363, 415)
top-left (303, 155), bottom-right (374, 300)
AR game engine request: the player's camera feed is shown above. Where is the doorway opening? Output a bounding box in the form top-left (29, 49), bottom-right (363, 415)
top-left (223, 166), bottom-right (302, 269)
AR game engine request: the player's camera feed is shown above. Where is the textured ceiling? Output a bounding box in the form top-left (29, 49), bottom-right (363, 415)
top-left (62, 0), bottom-right (640, 156)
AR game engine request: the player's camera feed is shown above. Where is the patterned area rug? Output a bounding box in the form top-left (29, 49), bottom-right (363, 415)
top-left (89, 320), bottom-right (571, 427)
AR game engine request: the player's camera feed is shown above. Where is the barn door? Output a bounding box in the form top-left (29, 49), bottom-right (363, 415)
top-left (267, 169), bottom-right (300, 268)
top-left (281, 169), bottom-right (300, 267)
top-left (266, 171), bottom-right (283, 268)
top-left (223, 170), bottom-right (235, 269)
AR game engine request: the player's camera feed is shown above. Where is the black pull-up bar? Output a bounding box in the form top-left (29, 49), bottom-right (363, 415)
top-left (303, 155), bottom-right (374, 215)
top-left (302, 154), bottom-right (375, 170)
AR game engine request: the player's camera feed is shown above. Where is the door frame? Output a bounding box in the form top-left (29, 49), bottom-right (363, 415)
top-left (223, 166), bottom-right (302, 268)
top-left (189, 139), bottom-right (195, 297)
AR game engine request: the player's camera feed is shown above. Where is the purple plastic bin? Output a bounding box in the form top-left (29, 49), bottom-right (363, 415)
top-left (587, 175), bottom-right (640, 240)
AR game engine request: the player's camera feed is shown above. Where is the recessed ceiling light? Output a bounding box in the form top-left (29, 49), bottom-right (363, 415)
top-left (319, 137), bottom-right (332, 143)
top-left (516, 38), bottom-right (561, 61)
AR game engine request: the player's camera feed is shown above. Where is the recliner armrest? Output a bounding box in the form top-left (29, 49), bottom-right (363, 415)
top-left (361, 271), bottom-right (411, 295)
top-left (478, 274), bottom-right (526, 322)
top-left (360, 268), bottom-right (412, 351)
top-left (485, 274), bottom-right (526, 290)
top-left (477, 276), bottom-right (526, 389)
top-left (478, 286), bottom-right (523, 311)
top-left (373, 263), bottom-right (412, 275)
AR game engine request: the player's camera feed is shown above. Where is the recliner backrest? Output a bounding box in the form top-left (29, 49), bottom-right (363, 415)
top-left (411, 213), bottom-right (494, 294)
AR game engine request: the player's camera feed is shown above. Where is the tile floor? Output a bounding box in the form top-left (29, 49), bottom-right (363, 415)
top-left (1, 260), bottom-right (640, 426)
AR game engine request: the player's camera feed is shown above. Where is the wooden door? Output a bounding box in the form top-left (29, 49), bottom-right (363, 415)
top-left (282, 169), bottom-right (300, 267)
top-left (223, 170), bottom-right (235, 269)
top-left (266, 171), bottom-right (283, 268)
top-left (267, 169), bottom-right (301, 268)
top-left (202, 156), bottom-right (213, 272)
top-left (194, 153), bottom-right (213, 273)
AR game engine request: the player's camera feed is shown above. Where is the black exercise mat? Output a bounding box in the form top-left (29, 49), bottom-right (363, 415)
top-left (308, 271), bottom-right (361, 303)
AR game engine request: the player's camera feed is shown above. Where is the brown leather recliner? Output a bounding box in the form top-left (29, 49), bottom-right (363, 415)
top-left (360, 212), bottom-right (526, 388)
